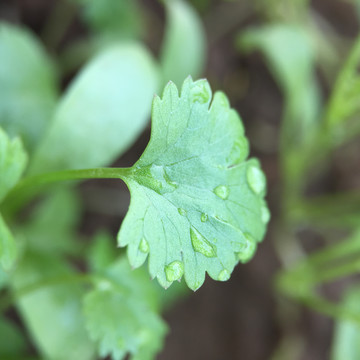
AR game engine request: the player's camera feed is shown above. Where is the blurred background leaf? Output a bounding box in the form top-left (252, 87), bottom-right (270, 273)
top-left (30, 43), bottom-right (159, 173)
top-left (160, 0), bottom-right (206, 87)
top-left (0, 22), bottom-right (58, 153)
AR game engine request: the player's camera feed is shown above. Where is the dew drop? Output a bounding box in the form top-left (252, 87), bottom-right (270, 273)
top-left (139, 238), bottom-right (149, 253)
top-left (178, 208), bottom-right (187, 216)
top-left (190, 80), bottom-right (211, 104)
top-left (200, 213), bottom-right (208, 222)
top-left (246, 165), bottom-right (266, 195)
top-left (236, 233), bottom-right (257, 263)
top-left (218, 269), bottom-right (231, 281)
top-left (165, 260), bottom-right (184, 282)
top-left (261, 206), bottom-right (271, 224)
top-left (190, 226), bottom-right (216, 258)
top-left (214, 185), bottom-right (229, 200)
top-left (226, 138), bottom-right (248, 167)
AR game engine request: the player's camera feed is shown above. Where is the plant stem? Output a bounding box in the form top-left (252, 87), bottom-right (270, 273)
top-left (2, 167), bottom-right (132, 218)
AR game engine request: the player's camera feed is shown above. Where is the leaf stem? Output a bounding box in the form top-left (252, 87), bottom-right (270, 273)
top-left (2, 167), bottom-right (133, 217)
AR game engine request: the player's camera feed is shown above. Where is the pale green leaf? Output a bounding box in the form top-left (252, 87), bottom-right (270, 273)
top-left (118, 77), bottom-right (269, 290)
top-left (0, 127), bottom-right (27, 270)
top-left (19, 188), bottom-right (82, 255)
top-left (83, 257), bottom-right (167, 360)
top-left (0, 214), bottom-right (17, 271)
top-left (77, 0), bottom-right (143, 40)
top-left (0, 127), bottom-right (27, 202)
top-left (12, 252), bottom-right (95, 360)
top-left (332, 286), bottom-right (360, 360)
top-left (87, 231), bottom-right (117, 273)
top-left (160, 0), bottom-right (206, 87)
top-left (0, 22), bottom-right (58, 152)
top-left (30, 43), bottom-right (159, 173)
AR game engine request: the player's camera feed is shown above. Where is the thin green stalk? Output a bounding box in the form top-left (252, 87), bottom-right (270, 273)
top-left (2, 167), bottom-right (132, 218)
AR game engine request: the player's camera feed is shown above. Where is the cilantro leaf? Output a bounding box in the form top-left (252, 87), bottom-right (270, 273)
top-left (118, 77), bottom-right (269, 290)
top-left (160, 0), bottom-right (206, 87)
top-left (83, 257), bottom-right (167, 360)
top-left (0, 214), bottom-right (17, 271)
top-left (0, 127), bottom-right (27, 270)
top-left (0, 22), bottom-right (58, 153)
top-left (0, 127), bottom-right (27, 202)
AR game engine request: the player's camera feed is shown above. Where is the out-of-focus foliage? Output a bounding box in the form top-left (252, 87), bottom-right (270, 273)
top-left (0, 23), bottom-right (58, 153)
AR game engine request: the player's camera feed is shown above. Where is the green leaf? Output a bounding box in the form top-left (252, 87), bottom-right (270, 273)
top-left (0, 127), bottom-right (27, 270)
top-left (0, 317), bottom-right (28, 357)
top-left (30, 43), bottom-right (159, 173)
top-left (12, 252), bottom-right (95, 360)
top-left (160, 0), bottom-right (206, 87)
top-left (332, 286), bottom-right (360, 360)
top-left (77, 0), bottom-right (143, 40)
top-left (0, 22), bottom-right (58, 152)
top-left (87, 231), bottom-right (117, 273)
top-left (118, 77), bottom-right (269, 290)
top-left (325, 35), bottom-right (360, 143)
top-left (83, 257), bottom-right (167, 360)
top-left (0, 127), bottom-right (28, 202)
top-left (19, 188), bottom-right (82, 255)
top-left (0, 214), bottom-right (17, 271)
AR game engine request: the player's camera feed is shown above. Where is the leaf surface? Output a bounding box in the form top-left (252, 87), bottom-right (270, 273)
top-left (12, 252), bottom-right (95, 360)
top-left (332, 286), bottom-right (360, 360)
top-left (0, 22), bottom-right (58, 152)
top-left (83, 257), bottom-right (167, 360)
top-left (30, 43), bottom-right (159, 173)
top-left (118, 77), bottom-right (269, 290)
top-left (0, 127), bottom-right (27, 270)
top-left (160, 0), bottom-right (206, 87)
top-left (0, 127), bottom-right (28, 202)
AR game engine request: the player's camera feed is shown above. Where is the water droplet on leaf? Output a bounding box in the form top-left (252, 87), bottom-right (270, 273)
top-left (200, 213), bottom-right (208, 222)
top-left (217, 269), bottom-right (230, 281)
top-left (246, 165), bottom-right (266, 195)
top-left (165, 260), bottom-right (184, 282)
top-left (178, 208), bottom-right (187, 216)
top-left (190, 226), bottom-right (216, 257)
top-left (139, 238), bottom-right (149, 253)
top-left (214, 185), bottom-right (229, 200)
top-left (237, 233), bottom-right (256, 263)
top-left (190, 80), bottom-right (211, 104)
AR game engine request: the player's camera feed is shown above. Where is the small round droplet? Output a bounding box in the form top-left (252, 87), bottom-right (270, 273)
top-left (218, 269), bottom-right (231, 281)
top-left (214, 185), bottom-right (229, 200)
top-left (178, 208), bottom-right (187, 216)
top-left (139, 238), bottom-right (149, 253)
top-left (190, 80), bottom-right (211, 104)
top-left (247, 165), bottom-right (266, 195)
top-left (261, 206), bottom-right (271, 224)
top-left (190, 226), bottom-right (216, 258)
top-left (165, 260), bottom-right (184, 282)
top-left (237, 233), bottom-right (257, 263)
top-left (200, 213), bottom-right (208, 222)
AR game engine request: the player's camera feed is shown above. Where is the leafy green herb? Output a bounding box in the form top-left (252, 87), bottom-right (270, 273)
top-left (83, 257), bottom-right (167, 360)
top-left (160, 0), bottom-right (206, 87)
top-left (0, 22), bottom-right (58, 152)
top-left (30, 43), bottom-right (159, 173)
top-left (0, 127), bottom-right (27, 270)
top-left (118, 77), bottom-right (269, 290)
